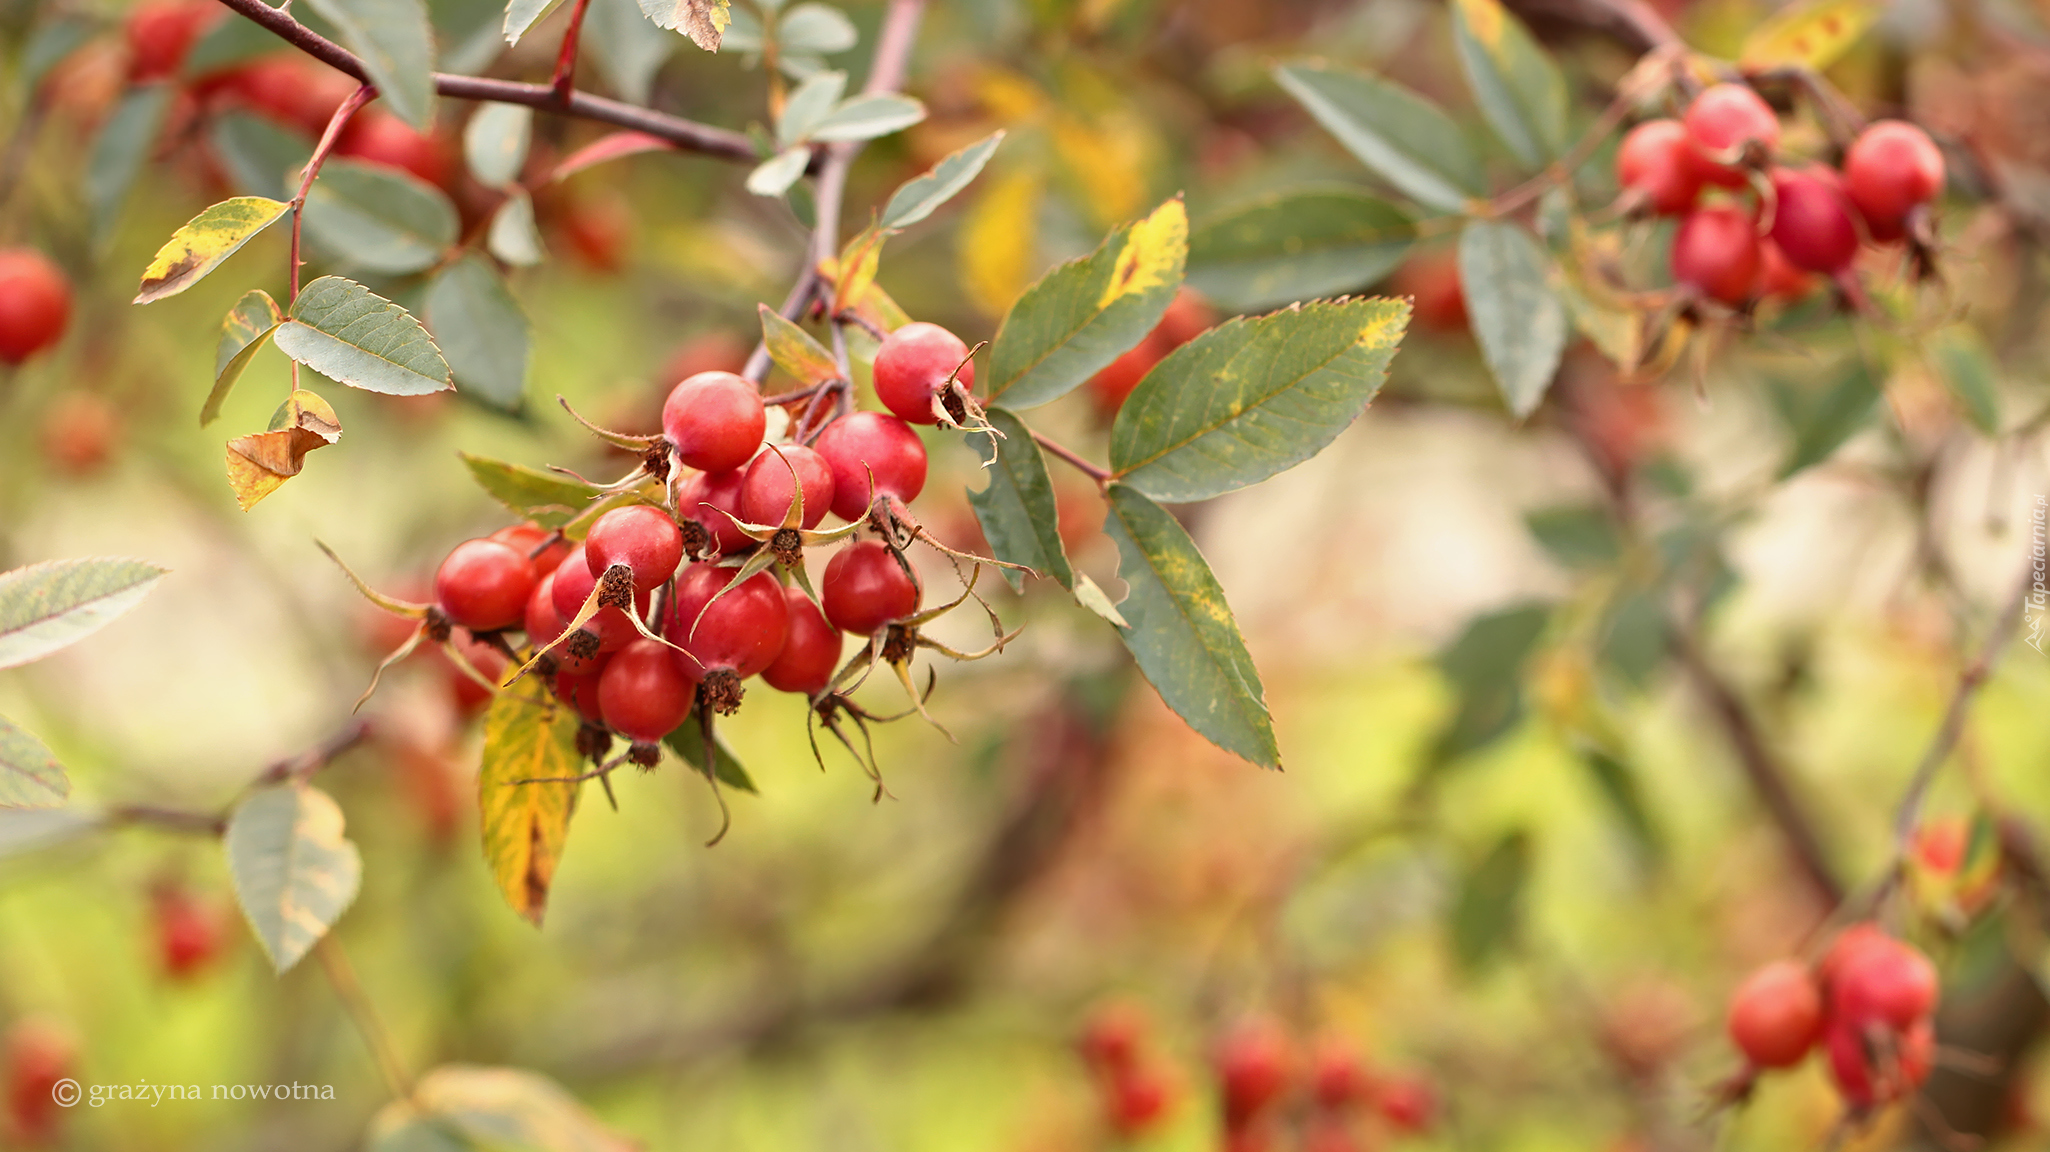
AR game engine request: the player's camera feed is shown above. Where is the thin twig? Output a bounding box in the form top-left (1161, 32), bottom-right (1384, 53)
top-left (315, 935), bottom-right (414, 1100)
top-left (1030, 430), bottom-right (1111, 485)
top-left (290, 85), bottom-right (375, 302)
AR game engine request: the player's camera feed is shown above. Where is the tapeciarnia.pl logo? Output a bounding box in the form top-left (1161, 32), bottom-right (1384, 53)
top-left (2028, 494), bottom-right (2046, 655)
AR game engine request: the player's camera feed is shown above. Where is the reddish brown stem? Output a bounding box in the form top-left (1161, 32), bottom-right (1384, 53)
top-left (549, 0), bottom-right (595, 103)
top-left (1030, 430), bottom-right (1111, 485)
top-left (290, 84), bottom-right (375, 302)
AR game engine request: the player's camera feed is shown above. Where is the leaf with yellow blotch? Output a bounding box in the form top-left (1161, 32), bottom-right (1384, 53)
top-left (134, 196), bottom-right (290, 304)
top-left (758, 304), bottom-right (840, 386)
top-left (203, 290), bottom-right (282, 427)
top-left (817, 254), bottom-right (910, 336)
top-left (1739, 0), bottom-right (1878, 72)
top-left (830, 225), bottom-right (884, 318)
top-left (224, 782), bottom-right (362, 972)
top-left (478, 679), bottom-right (582, 926)
top-left (984, 197), bottom-right (1187, 410)
top-left (1450, 0), bottom-right (1568, 169)
top-left (223, 390), bottom-right (342, 511)
top-left (959, 167), bottom-right (1042, 319)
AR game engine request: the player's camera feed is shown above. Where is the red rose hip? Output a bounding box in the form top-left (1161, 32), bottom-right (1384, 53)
top-left (813, 412), bottom-right (928, 522)
top-left (873, 322), bottom-right (974, 425)
top-left (1844, 121), bottom-right (1944, 242)
top-left (1213, 1017), bottom-right (1293, 1126)
top-left (0, 249), bottom-right (72, 366)
top-left (584, 505), bottom-right (683, 591)
top-left (740, 445), bottom-right (835, 529)
top-left (1769, 167), bottom-right (1860, 273)
top-left (1683, 84), bottom-right (1780, 186)
top-left (435, 538), bottom-right (537, 632)
top-left (1726, 960), bottom-right (1824, 1068)
top-left (1617, 119), bottom-right (1704, 215)
top-left (552, 543), bottom-right (651, 653)
top-left (663, 370), bottom-right (766, 473)
top-left (676, 468), bottom-right (751, 554)
top-left (821, 541), bottom-right (921, 635)
top-left (761, 587), bottom-right (840, 695)
top-left (1671, 205), bottom-right (1761, 306)
top-left (598, 639), bottom-right (696, 742)
top-left (665, 562), bottom-right (790, 684)
top-left (125, 0), bottom-right (220, 81)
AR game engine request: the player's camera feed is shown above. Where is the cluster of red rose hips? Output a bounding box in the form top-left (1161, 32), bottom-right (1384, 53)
top-left (1724, 922), bottom-right (1940, 1113)
top-left (1076, 1006), bottom-right (1436, 1151)
top-left (379, 318), bottom-right (1006, 799)
top-left (1616, 82), bottom-right (1946, 308)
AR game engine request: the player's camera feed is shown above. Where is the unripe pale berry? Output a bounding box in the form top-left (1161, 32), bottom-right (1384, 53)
top-left (1844, 121), bottom-right (1944, 242)
top-left (1671, 205), bottom-right (1761, 306)
top-left (1769, 167), bottom-right (1860, 273)
top-left (0, 249), bottom-right (73, 366)
top-left (663, 370), bottom-right (766, 473)
top-left (873, 322), bottom-right (973, 425)
top-left (584, 505), bottom-right (683, 591)
top-left (761, 587), bottom-right (840, 696)
top-left (740, 445), bottom-right (835, 529)
top-left (1617, 119), bottom-right (1704, 215)
top-left (664, 562), bottom-right (789, 681)
top-left (598, 638), bottom-right (695, 742)
top-left (821, 541), bottom-right (921, 635)
top-left (1726, 960), bottom-right (1824, 1069)
top-left (1684, 84), bottom-right (1780, 186)
top-left (435, 538), bottom-right (537, 632)
top-left (813, 412), bottom-right (929, 522)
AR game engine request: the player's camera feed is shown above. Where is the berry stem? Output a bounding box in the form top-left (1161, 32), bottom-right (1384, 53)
top-left (548, 0), bottom-right (595, 104)
top-left (1030, 430), bottom-right (1112, 486)
top-left (314, 935), bottom-right (414, 1099)
top-left (289, 84), bottom-right (376, 303)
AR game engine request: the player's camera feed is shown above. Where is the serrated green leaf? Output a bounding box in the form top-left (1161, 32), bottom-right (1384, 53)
top-left (747, 146), bottom-right (810, 197)
top-left (986, 198), bottom-right (1187, 409)
top-left (464, 103), bottom-right (532, 188)
top-left (135, 196), bottom-right (291, 304)
top-left (968, 407), bottom-right (1072, 592)
top-left (225, 783), bottom-right (362, 972)
top-left (276, 275), bottom-right (454, 396)
top-left (809, 93), bottom-right (925, 142)
top-left (300, 158), bottom-right (460, 275)
top-left (488, 189), bottom-right (545, 266)
top-left (777, 70), bottom-right (846, 146)
top-left (205, 289), bottom-right (284, 426)
top-left (426, 255), bottom-right (529, 411)
top-left (1111, 297), bottom-right (1406, 503)
top-left (1459, 221), bottom-right (1566, 419)
top-left (1450, 830), bottom-right (1530, 970)
top-left (1104, 485), bottom-right (1278, 769)
top-left (0, 717), bottom-right (67, 809)
top-left (880, 130), bottom-right (1003, 231)
top-left (0, 558), bottom-right (168, 671)
top-left (1772, 361), bottom-right (1879, 478)
top-left (479, 680), bottom-right (582, 925)
top-left (1523, 505), bottom-right (1619, 568)
top-left (303, 0), bottom-right (437, 129)
top-left (368, 1066), bottom-right (635, 1152)
top-left (1450, 0), bottom-right (1568, 169)
top-left (1929, 325), bottom-right (2001, 435)
top-left (503, 0), bottom-right (565, 44)
top-left (663, 721), bottom-right (757, 793)
top-left (209, 111), bottom-right (312, 201)
top-left (584, 0), bottom-right (676, 104)
top-left (778, 2), bottom-right (855, 54)
top-left (460, 453), bottom-right (602, 528)
top-left (1274, 63), bottom-right (1485, 214)
top-left (88, 84), bottom-right (172, 246)
top-left (758, 304), bottom-right (838, 385)
top-left (1187, 188), bottom-right (1415, 311)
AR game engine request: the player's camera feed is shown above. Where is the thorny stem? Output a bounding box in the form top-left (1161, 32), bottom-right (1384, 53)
top-left (1030, 430), bottom-right (1112, 486)
top-left (315, 935), bottom-right (414, 1100)
top-left (549, 0), bottom-right (595, 103)
top-left (290, 85), bottom-right (375, 303)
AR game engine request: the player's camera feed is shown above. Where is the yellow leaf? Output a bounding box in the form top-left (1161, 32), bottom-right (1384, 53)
top-left (1740, 0), bottom-right (1878, 72)
top-left (1097, 196), bottom-right (1187, 310)
top-left (223, 389), bottom-right (341, 511)
top-left (960, 168), bottom-right (1043, 318)
top-left (832, 226), bottom-right (885, 318)
top-left (1052, 110), bottom-right (1156, 228)
top-left (478, 679), bottom-right (583, 925)
top-left (135, 197), bottom-right (292, 304)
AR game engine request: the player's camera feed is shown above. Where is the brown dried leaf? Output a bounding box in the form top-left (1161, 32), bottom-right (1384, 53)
top-left (224, 390), bottom-right (342, 511)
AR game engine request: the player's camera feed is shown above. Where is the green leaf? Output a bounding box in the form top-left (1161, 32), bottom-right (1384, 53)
top-left (1449, 0), bottom-right (1568, 168)
top-left (809, 93), bottom-right (926, 142)
top-left (779, 2), bottom-right (855, 53)
top-left (1771, 361), bottom-right (1879, 478)
top-left (134, 196), bottom-right (291, 304)
top-left (303, 0), bottom-right (437, 129)
top-left (1186, 188), bottom-right (1414, 311)
top-left (1450, 830), bottom-right (1530, 970)
top-left (1581, 748), bottom-right (1664, 865)
top-left (662, 721), bottom-right (757, 794)
top-left (1523, 505), bottom-right (1619, 569)
top-left (225, 782), bottom-right (363, 972)
top-left (426, 255), bottom-right (529, 411)
top-left (879, 130), bottom-right (1003, 231)
top-left (300, 158), bottom-right (460, 275)
top-left (88, 84), bottom-right (173, 245)
top-left (17, 18), bottom-right (96, 96)
top-left (184, 11), bottom-right (280, 76)
top-left (205, 289), bottom-right (285, 426)
top-left (431, 0), bottom-right (506, 72)
top-left (1431, 602), bottom-right (1549, 766)
top-left (1273, 63), bottom-right (1485, 214)
top-left (276, 275), bottom-right (455, 396)
top-left (1103, 484), bottom-right (1278, 769)
top-left (758, 304), bottom-right (838, 385)
top-left (1111, 297), bottom-right (1407, 503)
top-left (986, 198), bottom-right (1187, 409)
top-left (968, 407), bottom-right (1073, 592)
top-left (1929, 325), bottom-right (2001, 435)
top-left (503, 0), bottom-right (565, 44)
top-left (368, 1066), bottom-right (635, 1152)
top-left (464, 103), bottom-right (532, 188)
top-left (1459, 221), bottom-right (1567, 419)
top-left (488, 189), bottom-right (545, 266)
top-left (583, 0), bottom-right (676, 104)
top-left (637, 0), bottom-right (731, 51)
top-left (777, 70), bottom-right (846, 146)
top-left (209, 112), bottom-right (312, 201)
top-left (0, 717), bottom-right (67, 809)
top-left (746, 146), bottom-right (810, 197)
top-left (479, 680), bottom-right (582, 925)
top-left (460, 453), bottom-right (602, 529)
top-left (0, 558), bottom-right (168, 671)
top-left (1597, 585), bottom-right (1667, 688)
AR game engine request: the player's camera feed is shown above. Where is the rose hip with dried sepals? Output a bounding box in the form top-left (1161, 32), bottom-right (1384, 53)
top-left (1617, 119), bottom-right (1704, 215)
top-left (1844, 120), bottom-right (1945, 242)
top-left (739, 445), bottom-right (835, 530)
top-left (551, 543), bottom-right (651, 654)
top-left (435, 538), bottom-right (537, 632)
top-left (664, 562), bottom-right (789, 713)
top-left (583, 505), bottom-right (683, 591)
top-left (1683, 84), bottom-right (1780, 186)
top-left (812, 412), bottom-right (928, 522)
top-left (526, 572), bottom-right (599, 674)
top-left (1825, 1016), bottom-right (1933, 1109)
top-left (1769, 167), bottom-right (1860, 274)
top-left (1671, 205), bottom-right (1761, 306)
top-left (490, 521), bottom-right (570, 577)
top-left (873, 322), bottom-right (974, 425)
top-left (821, 541), bottom-right (921, 636)
top-left (598, 638), bottom-right (696, 743)
top-left (663, 370), bottom-right (766, 473)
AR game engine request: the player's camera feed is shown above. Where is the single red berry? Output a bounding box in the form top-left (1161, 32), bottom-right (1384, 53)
top-left (1671, 205), bottom-right (1762, 306)
top-left (821, 541), bottom-right (921, 636)
top-left (1391, 250), bottom-right (1466, 332)
top-left (551, 543), bottom-right (650, 654)
top-left (336, 110), bottom-right (450, 187)
top-left (761, 587), bottom-right (840, 696)
top-left (813, 412), bottom-right (929, 522)
top-left (1616, 119), bottom-right (1704, 215)
top-left (39, 392), bottom-right (119, 477)
top-left (490, 521), bottom-right (569, 577)
top-left (1751, 237), bottom-right (1816, 302)
top-left (1825, 1016), bottom-right (1933, 1109)
top-left (1078, 1002), bottom-right (1149, 1075)
top-left (435, 538), bottom-right (537, 632)
top-left (0, 249), bottom-right (72, 366)
top-left (598, 638), bottom-right (696, 743)
top-left (1831, 937), bottom-right (1939, 1031)
top-left (584, 505), bottom-right (683, 591)
top-left (1375, 1072), bottom-right (1438, 1133)
top-left (1913, 816), bottom-right (1968, 874)
top-left (1726, 960), bottom-right (1824, 1069)
top-left (740, 445), bottom-right (836, 529)
top-left (664, 562), bottom-right (790, 682)
top-left (1106, 1063), bottom-right (1177, 1136)
top-left (1820, 923), bottom-right (1894, 994)
top-left (676, 468), bottom-right (751, 554)
top-left (154, 887), bottom-right (225, 979)
top-left (873, 322), bottom-right (974, 425)
top-left (1310, 1043), bottom-right (1374, 1110)
top-left (5, 1020), bottom-right (73, 1147)
top-left (125, 0), bottom-right (220, 81)
top-left (555, 662), bottom-right (608, 724)
top-left (557, 192), bottom-right (634, 273)
top-left (1844, 120), bottom-right (1944, 242)
top-left (1769, 167), bottom-right (1860, 273)
top-left (1683, 84), bottom-right (1780, 186)
top-left (1212, 1018), bottom-right (1293, 1127)
top-left (663, 371), bottom-right (766, 474)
